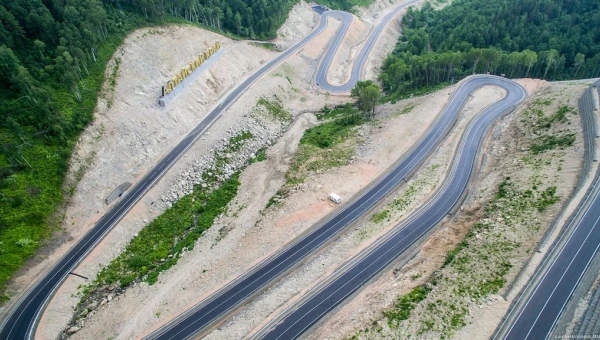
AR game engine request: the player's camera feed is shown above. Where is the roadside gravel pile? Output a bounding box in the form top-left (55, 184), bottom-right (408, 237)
top-left (159, 111), bottom-right (288, 206)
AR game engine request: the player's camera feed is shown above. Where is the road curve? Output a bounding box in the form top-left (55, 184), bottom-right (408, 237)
top-left (144, 75), bottom-right (524, 340)
top-left (315, 4), bottom-right (415, 92)
top-left (0, 2), bottom-right (416, 339)
top-left (254, 76), bottom-right (526, 340)
top-left (494, 81), bottom-right (600, 340)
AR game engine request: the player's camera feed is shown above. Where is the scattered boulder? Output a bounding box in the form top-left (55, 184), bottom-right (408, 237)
top-left (86, 301), bottom-right (98, 311)
top-left (66, 326), bottom-right (81, 334)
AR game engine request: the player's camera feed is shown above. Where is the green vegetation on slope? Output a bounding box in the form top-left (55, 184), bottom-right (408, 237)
top-left (257, 97), bottom-right (293, 122)
top-left (91, 173), bottom-right (240, 289)
top-left (286, 105), bottom-right (364, 185)
top-left (350, 89), bottom-right (577, 339)
top-left (77, 130), bottom-right (254, 314)
top-left (0, 0), bottom-right (305, 298)
top-left (384, 285), bottom-right (432, 327)
top-left (380, 0), bottom-right (600, 101)
top-left (0, 8), bottom-right (146, 298)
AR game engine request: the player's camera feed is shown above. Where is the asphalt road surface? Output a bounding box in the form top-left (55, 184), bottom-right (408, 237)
top-left (254, 76), bottom-right (526, 340)
top-left (494, 81), bottom-right (600, 340)
top-left (145, 75), bottom-right (525, 340)
top-left (314, 4), bottom-right (415, 92)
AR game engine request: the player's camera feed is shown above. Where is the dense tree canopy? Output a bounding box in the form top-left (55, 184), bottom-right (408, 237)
top-left (380, 0), bottom-right (600, 100)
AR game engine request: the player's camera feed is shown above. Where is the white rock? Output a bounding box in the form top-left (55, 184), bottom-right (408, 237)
top-left (67, 326), bottom-right (81, 334)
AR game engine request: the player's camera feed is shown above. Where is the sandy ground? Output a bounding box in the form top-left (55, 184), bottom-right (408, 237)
top-left (273, 1), bottom-right (319, 49)
top-left (307, 80), bottom-right (590, 340)
top-left (1, 0), bottom-right (430, 337)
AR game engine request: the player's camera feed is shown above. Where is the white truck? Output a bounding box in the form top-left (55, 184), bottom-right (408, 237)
top-left (328, 193), bottom-right (341, 204)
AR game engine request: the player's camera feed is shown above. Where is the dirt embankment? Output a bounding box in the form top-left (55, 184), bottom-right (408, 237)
top-left (327, 15), bottom-right (369, 86)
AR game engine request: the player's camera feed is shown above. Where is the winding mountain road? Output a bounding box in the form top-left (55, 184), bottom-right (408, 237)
top-left (146, 75), bottom-right (525, 340)
top-left (0, 2), bottom-right (419, 340)
top-left (254, 76), bottom-right (526, 340)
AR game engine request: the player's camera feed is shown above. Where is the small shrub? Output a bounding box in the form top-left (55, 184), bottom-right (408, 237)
top-left (443, 240), bottom-right (468, 267)
top-left (249, 149), bottom-right (267, 164)
top-left (530, 134), bottom-right (575, 154)
top-left (316, 103), bottom-right (359, 121)
top-left (257, 97), bottom-right (292, 121)
top-left (535, 186), bottom-right (560, 212)
top-left (384, 285), bottom-right (432, 327)
top-left (16, 238), bottom-right (36, 247)
top-left (371, 210), bottom-right (390, 223)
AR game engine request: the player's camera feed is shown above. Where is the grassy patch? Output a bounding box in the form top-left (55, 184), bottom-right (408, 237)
top-left (257, 97), bottom-right (292, 122)
top-left (83, 172), bottom-right (240, 293)
top-left (108, 58), bottom-right (121, 89)
top-left (530, 134), bottom-right (576, 154)
top-left (522, 103), bottom-right (574, 132)
top-left (251, 42), bottom-right (281, 51)
top-left (316, 103), bottom-right (358, 121)
top-left (301, 118), bottom-right (362, 148)
top-left (535, 186), bottom-right (560, 212)
top-left (249, 149), bottom-right (267, 164)
top-left (399, 103), bottom-right (416, 115)
top-left (534, 98), bottom-right (554, 106)
top-left (384, 82), bottom-right (450, 104)
top-left (371, 210), bottom-right (390, 223)
top-left (443, 240), bottom-right (468, 267)
top-left (315, 0), bottom-right (375, 11)
top-left (383, 285), bottom-right (432, 327)
top-left (286, 111), bottom-right (364, 185)
top-left (265, 189), bottom-right (287, 209)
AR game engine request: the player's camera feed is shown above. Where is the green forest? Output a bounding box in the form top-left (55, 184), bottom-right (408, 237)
top-left (380, 0), bottom-right (600, 100)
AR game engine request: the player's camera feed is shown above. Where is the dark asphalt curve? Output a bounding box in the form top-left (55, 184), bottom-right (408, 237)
top-left (257, 76), bottom-right (526, 340)
top-left (496, 82), bottom-right (600, 340)
top-left (144, 76), bottom-right (525, 340)
top-left (314, 3), bottom-right (415, 92)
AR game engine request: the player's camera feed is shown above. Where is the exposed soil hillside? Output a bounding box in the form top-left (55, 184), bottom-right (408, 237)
top-left (13, 0), bottom-right (434, 338)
